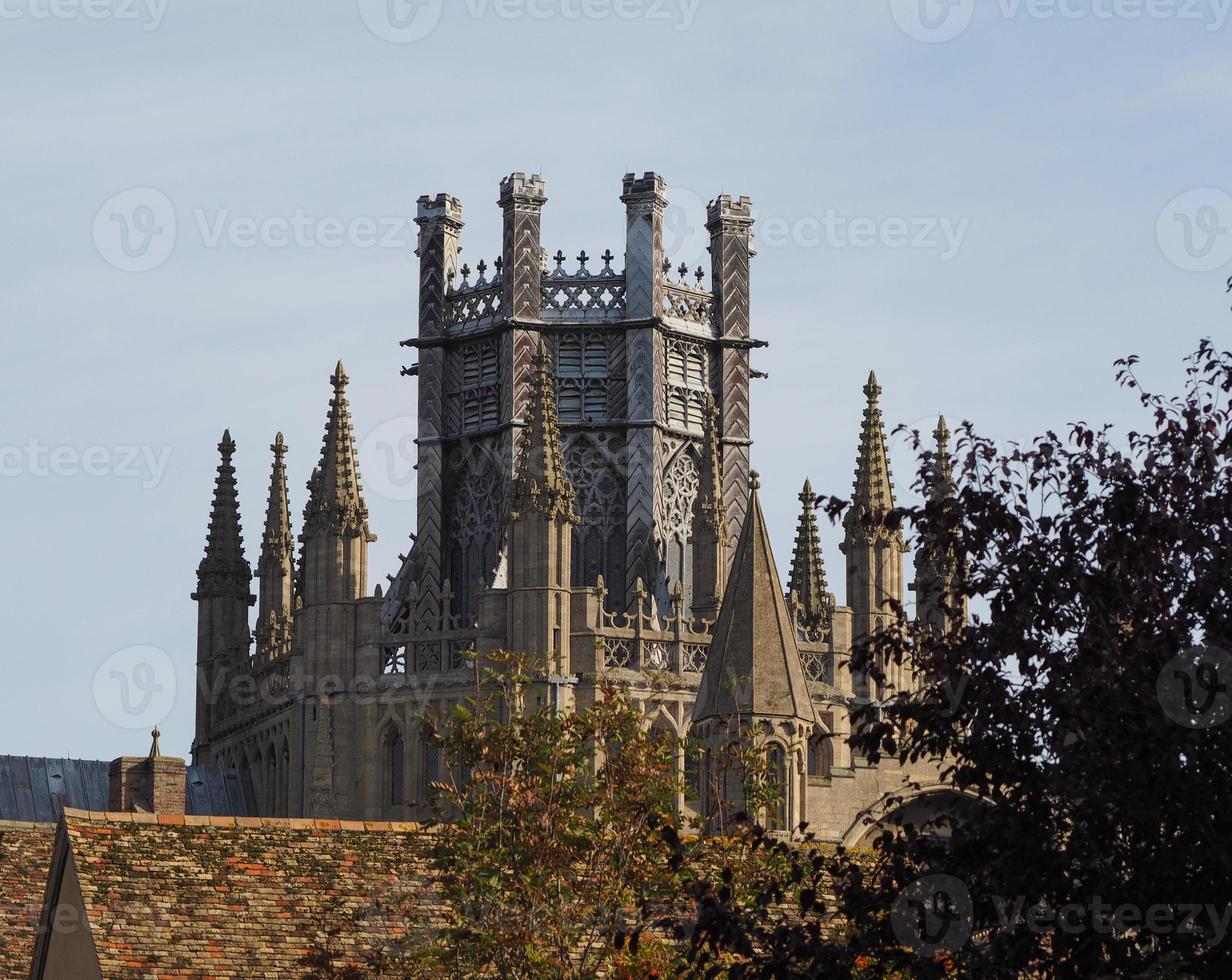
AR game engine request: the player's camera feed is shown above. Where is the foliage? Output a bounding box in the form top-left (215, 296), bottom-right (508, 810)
top-left (680, 341), bottom-right (1232, 979)
top-left (401, 651), bottom-right (688, 978)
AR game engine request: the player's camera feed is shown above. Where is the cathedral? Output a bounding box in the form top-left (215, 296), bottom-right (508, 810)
top-left (190, 172), bottom-right (960, 843)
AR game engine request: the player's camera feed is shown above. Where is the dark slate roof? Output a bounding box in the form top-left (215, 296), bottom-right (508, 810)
top-left (0, 756), bottom-right (259, 823)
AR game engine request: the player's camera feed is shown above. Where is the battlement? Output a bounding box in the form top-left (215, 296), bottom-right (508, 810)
top-left (708, 193), bottom-right (755, 225)
top-left (409, 172), bottom-right (750, 335)
top-left (621, 170), bottom-right (669, 203)
top-left (415, 192), bottom-right (463, 225)
top-left (498, 170), bottom-right (547, 203)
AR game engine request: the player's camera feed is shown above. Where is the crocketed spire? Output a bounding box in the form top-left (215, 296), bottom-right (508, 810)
top-left (695, 396), bottom-right (726, 536)
top-left (787, 479), bottom-right (832, 633)
top-left (851, 371), bottom-right (896, 514)
top-left (258, 433), bottom-right (294, 576)
top-left (929, 415), bottom-right (955, 501)
top-left (914, 415), bottom-right (968, 635)
top-left (195, 430), bottom-right (253, 599)
top-left (256, 433), bottom-right (295, 660)
top-left (302, 361), bottom-right (373, 541)
top-left (510, 342), bottom-right (576, 521)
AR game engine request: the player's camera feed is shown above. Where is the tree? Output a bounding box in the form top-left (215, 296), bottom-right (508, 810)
top-left (679, 341), bottom-right (1232, 978)
top-left (401, 652), bottom-right (687, 978)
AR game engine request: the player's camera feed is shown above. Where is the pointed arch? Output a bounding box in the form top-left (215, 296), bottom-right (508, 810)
top-left (563, 432), bottom-right (626, 599)
top-left (264, 741), bottom-right (278, 818)
top-left (659, 440), bottom-right (701, 609)
top-left (383, 723), bottom-right (406, 811)
top-left (765, 741), bottom-right (788, 832)
top-left (276, 736), bottom-right (290, 817)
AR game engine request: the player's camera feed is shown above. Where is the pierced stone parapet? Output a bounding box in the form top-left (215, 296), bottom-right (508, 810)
top-left (541, 248), bottom-right (627, 322)
top-left (659, 258), bottom-right (714, 327)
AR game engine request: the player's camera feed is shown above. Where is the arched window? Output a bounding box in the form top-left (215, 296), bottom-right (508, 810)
top-left (665, 339), bottom-right (710, 432)
top-left (383, 730), bottom-right (405, 807)
top-left (455, 340), bottom-right (500, 432)
top-left (422, 741), bottom-right (441, 801)
top-left (556, 333), bottom-right (608, 421)
top-left (766, 744), bottom-right (787, 832)
top-left (276, 740), bottom-right (290, 818)
top-left (684, 735), bottom-right (702, 803)
top-left (807, 734), bottom-right (832, 780)
top-left (264, 745), bottom-right (277, 818)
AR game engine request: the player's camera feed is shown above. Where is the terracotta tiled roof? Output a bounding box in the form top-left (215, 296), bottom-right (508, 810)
top-left (0, 820), bottom-right (55, 978)
top-left (50, 809), bottom-right (444, 978)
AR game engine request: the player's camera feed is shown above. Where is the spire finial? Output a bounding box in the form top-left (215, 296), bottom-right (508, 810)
top-left (934, 414), bottom-right (951, 447)
top-left (789, 477), bottom-right (832, 633)
top-left (303, 362), bottom-right (373, 543)
top-left (149, 727), bottom-right (162, 759)
top-left (850, 370), bottom-right (896, 515)
top-left (257, 431), bottom-right (295, 659)
top-left (196, 429), bottom-right (252, 597)
top-left (750, 470), bottom-right (761, 492)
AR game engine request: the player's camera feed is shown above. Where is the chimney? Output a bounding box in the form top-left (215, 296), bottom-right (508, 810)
top-left (108, 727), bottom-right (187, 815)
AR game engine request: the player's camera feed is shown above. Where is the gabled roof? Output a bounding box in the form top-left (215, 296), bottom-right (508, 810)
top-left (0, 756), bottom-right (258, 823)
top-left (32, 811), bottom-right (443, 978)
top-left (693, 477), bottom-right (817, 724)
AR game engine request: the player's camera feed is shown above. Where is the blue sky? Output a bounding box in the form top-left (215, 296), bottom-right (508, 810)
top-left (1, 0), bottom-right (1229, 759)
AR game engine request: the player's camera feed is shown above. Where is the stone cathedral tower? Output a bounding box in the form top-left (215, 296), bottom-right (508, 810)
top-left (191, 172), bottom-right (958, 842)
top-left (384, 172), bottom-right (757, 631)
